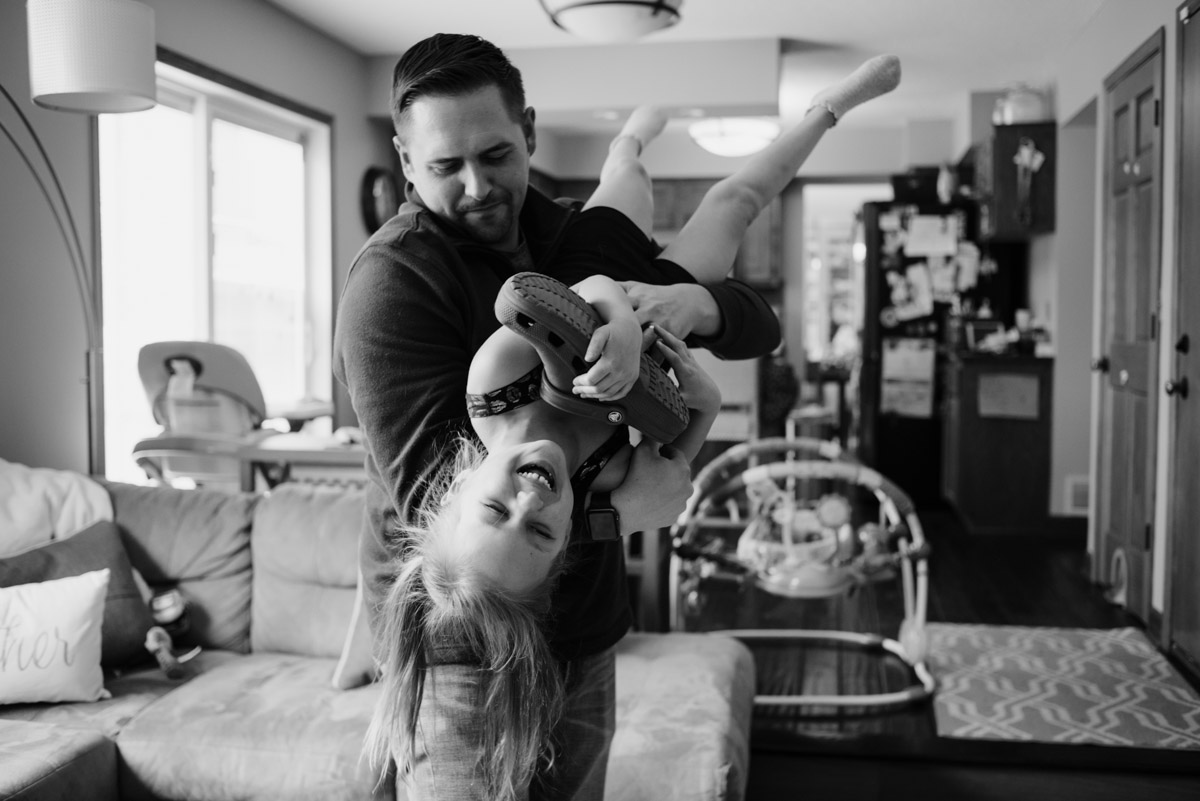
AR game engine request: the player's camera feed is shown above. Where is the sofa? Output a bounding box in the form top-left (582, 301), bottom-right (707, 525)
top-left (0, 475), bottom-right (755, 801)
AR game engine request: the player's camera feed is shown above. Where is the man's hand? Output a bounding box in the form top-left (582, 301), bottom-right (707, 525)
top-left (651, 325), bottom-right (721, 415)
top-left (618, 281), bottom-right (721, 340)
top-left (610, 439), bottom-right (692, 535)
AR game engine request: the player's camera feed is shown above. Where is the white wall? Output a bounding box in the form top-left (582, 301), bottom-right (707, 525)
top-left (1052, 0), bottom-right (1182, 610)
top-left (0, 0), bottom-right (390, 472)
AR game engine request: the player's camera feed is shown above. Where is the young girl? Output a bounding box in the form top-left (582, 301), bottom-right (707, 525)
top-left (367, 54), bottom-right (901, 801)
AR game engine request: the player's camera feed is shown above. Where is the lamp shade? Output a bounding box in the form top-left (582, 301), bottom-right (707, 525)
top-left (541, 0), bottom-right (683, 43)
top-left (688, 117), bottom-right (781, 158)
top-left (28, 0), bottom-right (157, 113)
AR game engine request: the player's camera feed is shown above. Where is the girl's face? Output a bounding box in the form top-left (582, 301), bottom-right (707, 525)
top-left (450, 440), bottom-right (574, 595)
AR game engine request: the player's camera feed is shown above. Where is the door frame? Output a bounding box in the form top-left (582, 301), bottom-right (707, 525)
top-left (1164, 0), bottom-right (1200, 671)
top-left (1092, 28), bottom-right (1165, 624)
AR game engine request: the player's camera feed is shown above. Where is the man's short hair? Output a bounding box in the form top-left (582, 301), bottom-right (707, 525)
top-left (391, 33), bottom-right (526, 135)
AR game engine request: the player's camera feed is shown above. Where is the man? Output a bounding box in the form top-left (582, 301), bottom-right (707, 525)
top-left (333, 33), bottom-right (779, 800)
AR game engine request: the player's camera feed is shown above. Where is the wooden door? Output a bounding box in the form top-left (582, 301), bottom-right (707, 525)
top-left (1168, 1), bottom-right (1200, 677)
top-left (1095, 32), bottom-right (1163, 623)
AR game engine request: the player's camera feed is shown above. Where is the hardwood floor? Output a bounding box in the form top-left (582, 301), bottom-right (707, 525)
top-left (673, 505), bottom-right (1200, 801)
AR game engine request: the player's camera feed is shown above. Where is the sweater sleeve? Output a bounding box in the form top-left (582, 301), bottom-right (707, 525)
top-left (687, 278), bottom-right (782, 360)
top-left (334, 240), bottom-right (473, 528)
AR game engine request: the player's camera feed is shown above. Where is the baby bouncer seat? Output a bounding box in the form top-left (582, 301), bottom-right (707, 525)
top-left (670, 437), bottom-right (935, 708)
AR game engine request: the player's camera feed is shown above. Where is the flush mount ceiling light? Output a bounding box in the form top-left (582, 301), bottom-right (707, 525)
top-left (539, 0), bottom-right (683, 43)
top-left (688, 117), bottom-right (781, 157)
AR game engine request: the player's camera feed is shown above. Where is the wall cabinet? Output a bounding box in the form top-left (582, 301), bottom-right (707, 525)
top-left (974, 122), bottom-right (1057, 241)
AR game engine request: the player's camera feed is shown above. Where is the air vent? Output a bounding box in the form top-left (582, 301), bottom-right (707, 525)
top-left (1065, 475), bottom-right (1089, 515)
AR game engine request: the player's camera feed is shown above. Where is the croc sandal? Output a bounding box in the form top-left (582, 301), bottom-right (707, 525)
top-left (495, 272), bottom-right (690, 443)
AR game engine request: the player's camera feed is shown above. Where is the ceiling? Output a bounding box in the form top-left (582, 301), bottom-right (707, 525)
top-left (265, 0), bottom-right (1108, 132)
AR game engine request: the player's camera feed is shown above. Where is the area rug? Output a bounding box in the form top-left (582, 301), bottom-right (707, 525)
top-left (925, 623), bottom-right (1200, 749)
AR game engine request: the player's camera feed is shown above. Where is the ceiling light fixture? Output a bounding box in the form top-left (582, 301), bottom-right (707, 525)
top-left (688, 117), bottom-right (781, 158)
top-left (539, 0), bottom-right (683, 44)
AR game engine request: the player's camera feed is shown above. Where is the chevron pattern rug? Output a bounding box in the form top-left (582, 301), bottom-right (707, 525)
top-left (926, 623), bottom-right (1200, 749)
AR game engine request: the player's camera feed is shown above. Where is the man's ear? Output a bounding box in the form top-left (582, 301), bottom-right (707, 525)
top-left (522, 106), bottom-right (537, 157)
top-left (394, 135), bottom-right (414, 182)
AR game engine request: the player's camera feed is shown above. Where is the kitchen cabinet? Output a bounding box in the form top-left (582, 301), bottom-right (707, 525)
top-left (974, 122), bottom-right (1057, 241)
top-left (941, 354), bottom-right (1053, 534)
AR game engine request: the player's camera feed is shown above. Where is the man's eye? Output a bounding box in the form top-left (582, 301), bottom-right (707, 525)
top-left (484, 152), bottom-right (509, 164)
top-left (484, 502), bottom-right (505, 518)
top-left (530, 525), bottom-right (554, 541)
top-left (430, 164), bottom-right (456, 176)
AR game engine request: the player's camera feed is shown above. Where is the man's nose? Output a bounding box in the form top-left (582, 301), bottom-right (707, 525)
top-left (461, 163), bottom-right (490, 199)
top-left (516, 490), bottom-right (544, 513)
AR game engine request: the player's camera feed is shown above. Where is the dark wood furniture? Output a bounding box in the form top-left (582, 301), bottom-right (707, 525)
top-left (741, 510), bottom-right (1200, 801)
top-left (941, 353), bottom-right (1053, 534)
top-left (973, 122), bottom-right (1057, 241)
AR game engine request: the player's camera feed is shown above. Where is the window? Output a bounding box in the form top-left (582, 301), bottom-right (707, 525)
top-left (99, 59), bottom-right (332, 484)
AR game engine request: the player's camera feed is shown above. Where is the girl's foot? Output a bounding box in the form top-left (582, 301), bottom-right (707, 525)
top-left (495, 273), bottom-right (690, 444)
top-left (808, 55), bottom-right (901, 125)
top-left (611, 105), bottom-right (669, 155)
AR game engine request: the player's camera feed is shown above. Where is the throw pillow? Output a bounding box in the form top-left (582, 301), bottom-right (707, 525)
top-left (331, 573), bottom-right (378, 690)
top-left (0, 569), bottom-right (111, 704)
top-left (0, 522), bottom-right (155, 669)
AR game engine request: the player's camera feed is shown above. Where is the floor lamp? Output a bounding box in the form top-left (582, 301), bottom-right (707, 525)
top-left (1, 0), bottom-right (156, 475)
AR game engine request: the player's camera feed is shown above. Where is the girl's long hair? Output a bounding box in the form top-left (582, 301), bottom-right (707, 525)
top-left (364, 438), bottom-right (567, 801)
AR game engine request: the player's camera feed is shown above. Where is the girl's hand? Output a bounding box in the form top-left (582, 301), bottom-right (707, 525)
top-left (573, 315), bottom-right (643, 401)
top-left (651, 325), bottom-right (720, 414)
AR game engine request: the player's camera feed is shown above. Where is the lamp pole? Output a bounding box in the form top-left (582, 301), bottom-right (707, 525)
top-left (8, 0), bottom-right (157, 475)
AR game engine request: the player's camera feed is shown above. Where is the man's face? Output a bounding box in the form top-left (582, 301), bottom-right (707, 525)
top-left (395, 85), bottom-right (535, 251)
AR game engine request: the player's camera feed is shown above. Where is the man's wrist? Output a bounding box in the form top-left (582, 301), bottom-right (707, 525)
top-left (585, 491), bottom-right (622, 541)
top-left (688, 285), bottom-right (723, 339)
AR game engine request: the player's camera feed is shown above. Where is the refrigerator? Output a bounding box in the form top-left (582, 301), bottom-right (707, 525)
top-left (857, 200), bottom-right (1025, 507)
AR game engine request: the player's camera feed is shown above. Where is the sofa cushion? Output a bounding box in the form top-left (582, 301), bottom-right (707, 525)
top-left (0, 570), bottom-right (110, 704)
top-left (0, 649), bottom-right (242, 739)
top-left (0, 719), bottom-right (118, 801)
top-left (0, 457), bottom-right (113, 556)
top-left (607, 633), bottom-right (755, 801)
top-left (115, 652), bottom-right (389, 801)
top-left (250, 484), bottom-right (363, 657)
top-left (0, 521), bottom-right (155, 669)
top-left (105, 481), bottom-right (256, 653)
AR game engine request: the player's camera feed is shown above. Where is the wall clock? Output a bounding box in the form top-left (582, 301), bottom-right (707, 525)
top-left (360, 166), bottom-right (399, 234)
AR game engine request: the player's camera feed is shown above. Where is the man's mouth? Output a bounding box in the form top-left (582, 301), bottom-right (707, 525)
top-left (516, 462), bottom-right (556, 493)
top-left (462, 201), bottom-right (500, 215)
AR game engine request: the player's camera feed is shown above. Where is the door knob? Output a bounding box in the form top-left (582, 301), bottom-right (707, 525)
top-left (1165, 377), bottom-right (1189, 398)
top-left (1177, 334), bottom-right (1190, 354)
top-left (1091, 356), bottom-right (1110, 372)
top-left (1122, 161), bottom-right (1131, 174)
top-left (1119, 369), bottom-right (1130, 386)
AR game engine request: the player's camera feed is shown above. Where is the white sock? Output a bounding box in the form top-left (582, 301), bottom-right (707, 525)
top-left (612, 105), bottom-right (668, 154)
top-left (808, 55), bottom-right (901, 125)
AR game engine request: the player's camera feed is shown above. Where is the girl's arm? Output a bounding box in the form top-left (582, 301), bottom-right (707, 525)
top-left (570, 275), bottom-right (644, 401)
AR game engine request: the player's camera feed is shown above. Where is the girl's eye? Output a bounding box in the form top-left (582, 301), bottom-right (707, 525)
top-left (485, 502), bottom-right (505, 518)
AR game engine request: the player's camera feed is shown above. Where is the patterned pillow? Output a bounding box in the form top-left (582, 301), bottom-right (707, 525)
top-left (0, 569), bottom-right (111, 704)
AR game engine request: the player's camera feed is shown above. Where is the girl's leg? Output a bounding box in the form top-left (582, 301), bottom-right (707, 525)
top-left (662, 54), bottom-right (901, 283)
top-left (582, 105), bottom-right (668, 238)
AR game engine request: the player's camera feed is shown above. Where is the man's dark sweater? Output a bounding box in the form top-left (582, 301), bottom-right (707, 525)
top-left (332, 185), bottom-right (780, 659)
